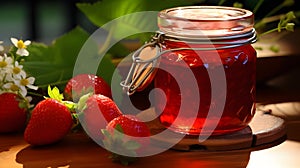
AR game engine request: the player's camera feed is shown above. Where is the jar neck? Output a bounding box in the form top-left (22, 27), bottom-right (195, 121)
top-left (153, 29), bottom-right (257, 50)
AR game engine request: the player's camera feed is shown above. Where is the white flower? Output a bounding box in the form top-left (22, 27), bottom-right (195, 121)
top-left (17, 76), bottom-right (38, 97)
top-left (10, 38), bottom-right (31, 56)
top-left (3, 82), bottom-right (20, 92)
top-left (20, 76), bottom-right (38, 90)
top-left (0, 54), bottom-right (13, 71)
top-left (9, 61), bottom-right (26, 79)
top-left (0, 41), bottom-right (4, 51)
top-left (4, 74), bottom-right (38, 97)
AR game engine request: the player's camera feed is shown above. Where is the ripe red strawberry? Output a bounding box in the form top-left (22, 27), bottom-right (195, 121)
top-left (24, 86), bottom-right (74, 146)
top-left (64, 74), bottom-right (112, 102)
top-left (102, 115), bottom-right (151, 165)
top-left (0, 92), bottom-right (28, 133)
top-left (77, 94), bottom-right (122, 141)
top-left (106, 115), bottom-right (151, 139)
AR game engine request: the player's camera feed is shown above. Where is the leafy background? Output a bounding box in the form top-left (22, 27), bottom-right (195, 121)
top-left (24, 27), bottom-right (115, 90)
top-left (21, 0), bottom-right (298, 94)
top-left (22, 0), bottom-right (206, 92)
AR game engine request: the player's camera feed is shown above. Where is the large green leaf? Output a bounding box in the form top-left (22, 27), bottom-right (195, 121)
top-left (77, 0), bottom-right (204, 40)
top-left (23, 26), bottom-right (118, 90)
top-left (77, 0), bottom-right (204, 27)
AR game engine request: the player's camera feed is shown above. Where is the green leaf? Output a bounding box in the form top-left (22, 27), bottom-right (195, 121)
top-left (47, 85), bottom-right (64, 101)
top-left (77, 0), bottom-right (202, 27)
top-left (24, 27), bottom-right (89, 89)
top-left (113, 124), bottom-right (124, 140)
top-left (252, 0), bottom-right (264, 14)
top-left (286, 11), bottom-right (296, 21)
top-left (218, 0), bottom-right (227, 5)
top-left (77, 93), bottom-right (92, 112)
top-left (282, 0), bottom-right (295, 7)
top-left (123, 140), bottom-right (141, 150)
top-left (64, 100), bottom-right (77, 111)
top-left (103, 139), bottom-right (111, 150)
top-left (23, 26), bottom-right (119, 93)
top-left (77, 0), bottom-right (203, 40)
top-left (101, 129), bottom-right (112, 140)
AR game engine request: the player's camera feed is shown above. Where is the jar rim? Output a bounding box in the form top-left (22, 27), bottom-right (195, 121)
top-left (159, 6), bottom-right (253, 22)
top-left (158, 6), bottom-right (254, 37)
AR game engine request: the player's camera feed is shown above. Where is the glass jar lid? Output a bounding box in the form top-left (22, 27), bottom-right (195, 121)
top-left (158, 6), bottom-right (254, 37)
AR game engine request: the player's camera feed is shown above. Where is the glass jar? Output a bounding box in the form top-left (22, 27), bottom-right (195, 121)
top-left (122, 6), bottom-right (257, 136)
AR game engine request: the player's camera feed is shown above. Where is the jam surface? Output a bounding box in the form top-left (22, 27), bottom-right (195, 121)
top-left (154, 41), bottom-right (256, 135)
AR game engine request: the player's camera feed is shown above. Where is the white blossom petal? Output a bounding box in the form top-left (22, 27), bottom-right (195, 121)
top-left (13, 79), bottom-right (20, 85)
top-left (19, 71), bottom-right (27, 78)
top-left (3, 83), bottom-right (12, 89)
top-left (26, 84), bottom-right (38, 90)
top-left (16, 48), bottom-right (29, 56)
top-left (5, 75), bottom-right (14, 82)
top-left (24, 40), bottom-right (31, 45)
top-left (27, 77), bottom-right (35, 83)
top-left (19, 86), bottom-right (27, 97)
top-left (5, 57), bottom-right (13, 65)
top-left (10, 38), bottom-right (18, 47)
top-left (0, 41), bottom-right (4, 51)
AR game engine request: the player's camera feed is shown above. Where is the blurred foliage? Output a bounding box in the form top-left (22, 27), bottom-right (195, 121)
top-left (77, 0), bottom-right (299, 58)
top-left (20, 0), bottom-right (299, 96)
top-left (23, 27), bottom-right (117, 90)
top-left (77, 0), bottom-right (205, 58)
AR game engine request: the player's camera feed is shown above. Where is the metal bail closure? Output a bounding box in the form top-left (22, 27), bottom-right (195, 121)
top-left (120, 41), bottom-right (161, 95)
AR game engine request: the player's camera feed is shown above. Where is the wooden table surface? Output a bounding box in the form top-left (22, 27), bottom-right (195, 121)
top-left (0, 121), bottom-right (299, 168)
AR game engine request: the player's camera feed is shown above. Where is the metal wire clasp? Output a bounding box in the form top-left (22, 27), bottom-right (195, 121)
top-left (120, 33), bottom-right (164, 95)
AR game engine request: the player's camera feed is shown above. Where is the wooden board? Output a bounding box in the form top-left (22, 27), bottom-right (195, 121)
top-left (138, 108), bottom-right (286, 151)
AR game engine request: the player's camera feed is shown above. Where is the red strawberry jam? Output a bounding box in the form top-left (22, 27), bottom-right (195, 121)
top-left (154, 41), bottom-right (256, 135)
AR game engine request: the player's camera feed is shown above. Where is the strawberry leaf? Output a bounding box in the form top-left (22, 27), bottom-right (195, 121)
top-left (113, 124), bottom-right (124, 140)
top-left (46, 86), bottom-right (77, 112)
top-left (77, 93), bottom-right (93, 112)
top-left (101, 125), bottom-right (140, 166)
top-left (47, 85), bottom-right (64, 101)
top-left (123, 140), bottom-right (141, 151)
top-left (101, 129), bottom-right (112, 140)
top-left (110, 153), bottom-right (137, 166)
top-left (64, 100), bottom-right (77, 111)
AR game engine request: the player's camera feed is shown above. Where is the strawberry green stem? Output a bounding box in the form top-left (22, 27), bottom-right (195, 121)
top-left (27, 91), bottom-right (44, 98)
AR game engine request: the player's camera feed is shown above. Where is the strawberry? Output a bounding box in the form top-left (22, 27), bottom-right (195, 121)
top-left (0, 92), bottom-right (28, 133)
top-left (24, 86), bottom-right (74, 146)
top-left (106, 115), bottom-right (151, 140)
top-left (64, 74), bottom-right (112, 102)
top-left (102, 115), bottom-right (151, 165)
top-left (77, 94), bottom-right (122, 141)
